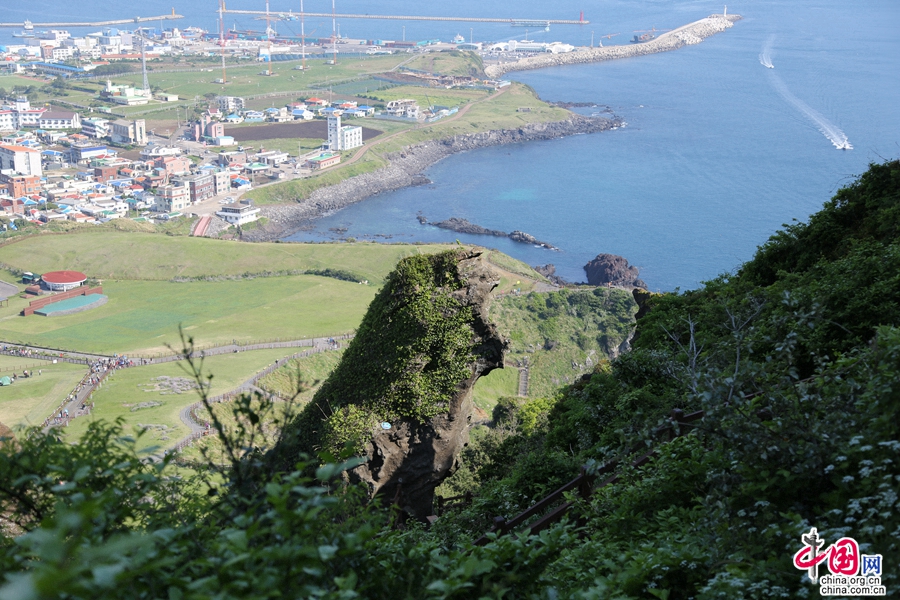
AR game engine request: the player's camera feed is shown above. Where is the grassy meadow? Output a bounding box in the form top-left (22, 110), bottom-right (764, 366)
top-left (63, 349), bottom-right (300, 452)
top-left (0, 361), bottom-right (87, 429)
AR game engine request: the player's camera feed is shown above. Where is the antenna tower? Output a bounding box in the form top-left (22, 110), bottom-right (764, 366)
top-left (140, 35), bottom-right (150, 92)
top-left (300, 0), bottom-right (306, 69)
top-left (266, 0), bottom-right (272, 75)
top-left (219, 0), bottom-right (227, 83)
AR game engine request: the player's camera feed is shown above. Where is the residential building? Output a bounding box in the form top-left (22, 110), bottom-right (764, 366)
top-left (153, 155), bottom-right (192, 178)
top-left (216, 96), bottom-right (245, 113)
top-left (157, 183), bottom-right (190, 212)
top-left (109, 119), bottom-right (147, 145)
top-left (216, 201), bottom-right (260, 226)
top-left (0, 173), bottom-right (41, 197)
top-left (81, 117), bottom-right (110, 139)
top-left (176, 172), bottom-right (215, 203)
top-left (0, 111), bottom-right (15, 132)
top-left (327, 115), bottom-right (363, 151)
top-left (385, 99), bottom-right (420, 119)
top-left (213, 170), bottom-right (231, 195)
top-left (39, 111), bottom-right (81, 130)
top-left (0, 144), bottom-right (42, 177)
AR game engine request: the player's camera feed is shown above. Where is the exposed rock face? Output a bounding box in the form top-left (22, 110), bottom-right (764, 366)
top-left (274, 250), bottom-right (507, 520)
top-left (354, 251), bottom-right (507, 519)
top-left (584, 254), bottom-right (647, 289)
top-left (534, 264), bottom-right (569, 287)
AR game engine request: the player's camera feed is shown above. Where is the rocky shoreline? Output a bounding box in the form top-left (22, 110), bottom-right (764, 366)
top-left (483, 14), bottom-right (742, 79)
top-left (244, 114), bottom-right (622, 242)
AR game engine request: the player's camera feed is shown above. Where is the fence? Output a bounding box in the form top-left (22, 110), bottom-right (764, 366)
top-left (472, 409), bottom-right (706, 545)
top-left (129, 333), bottom-right (354, 361)
top-left (0, 348), bottom-right (92, 365)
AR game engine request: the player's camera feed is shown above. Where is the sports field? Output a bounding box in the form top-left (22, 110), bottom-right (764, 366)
top-left (63, 349), bottom-right (301, 452)
top-left (0, 233), bottom-right (445, 285)
top-left (0, 361), bottom-right (88, 429)
top-left (0, 276), bottom-right (374, 354)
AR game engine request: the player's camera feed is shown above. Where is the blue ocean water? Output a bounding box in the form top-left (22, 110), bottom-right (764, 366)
top-left (5, 1), bottom-right (899, 290)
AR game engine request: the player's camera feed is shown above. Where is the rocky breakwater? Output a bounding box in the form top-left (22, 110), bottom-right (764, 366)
top-left (484, 14), bottom-right (743, 79)
top-left (584, 253), bottom-right (647, 290)
top-left (247, 114), bottom-right (621, 241)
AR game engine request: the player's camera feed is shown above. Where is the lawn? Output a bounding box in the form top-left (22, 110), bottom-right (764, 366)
top-left (402, 51), bottom-right (485, 77)
top-left (0, 361), bottom-right (88, 429)
top-left (368, 86), bottom-right (489, 110)
top-left (472, 366), bottom-right (520, 413)
top-left (63, 348), bottom-right (300, 452)
top-left (0, 276), bottom-right (377, 355)
top-left (0, 232), bottom-right (446, 285)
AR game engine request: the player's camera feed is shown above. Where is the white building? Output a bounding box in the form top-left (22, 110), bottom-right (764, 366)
top-left (327, 115), bottom-right (364, 151)
top-left (0, 144), bottom-right (42, 177)
top-left (216, 202), bottom-right (260, 226)
top-left (39, 111), bottom-right (81, 130)
top-left (157, 183), bottom-right (190, 212)
top-left (81, 118), bottom-right (110, 139)
top-left (216, 96), bottom-right (246, 113)
top-left (109, 119), bottom-right (147, 145)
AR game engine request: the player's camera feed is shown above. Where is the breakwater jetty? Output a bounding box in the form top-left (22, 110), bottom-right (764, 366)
top-left (484, 14), bottom-right (742, 78)
top-left (248, 115), bottom-right (621, 242)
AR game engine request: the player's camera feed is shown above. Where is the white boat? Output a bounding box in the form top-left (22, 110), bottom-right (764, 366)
top-left (452, 33), bottom-right (465, 44)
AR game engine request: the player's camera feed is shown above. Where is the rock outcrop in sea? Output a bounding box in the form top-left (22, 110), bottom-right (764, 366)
top-left (584, 254), bottom-right (647, 289)
top-left (246, 115), bottom-right (621, 241)
top-left (424, 217), bottom-right (560, 250)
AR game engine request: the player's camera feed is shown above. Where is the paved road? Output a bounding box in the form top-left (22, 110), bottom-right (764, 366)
top-left (0, 279), bottom-right (19, 299)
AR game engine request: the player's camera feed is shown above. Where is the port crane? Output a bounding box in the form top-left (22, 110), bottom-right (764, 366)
top-left (593, 31), bottom-right (619, 47)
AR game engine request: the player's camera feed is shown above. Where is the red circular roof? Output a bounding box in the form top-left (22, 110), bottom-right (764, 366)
top-left (42, 270), bottom-right (87, 285)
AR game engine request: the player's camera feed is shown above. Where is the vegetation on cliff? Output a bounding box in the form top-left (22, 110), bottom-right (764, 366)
top-left (0, 161), bottom-right (898, 598)
top-left (277, 249), bottom-right (497, 457)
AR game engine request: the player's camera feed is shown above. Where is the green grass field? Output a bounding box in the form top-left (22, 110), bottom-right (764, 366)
top-left (0, 276), bottom-right (375, 355)
top-left (402, 51), bottom-right (485, 77)
top-left (472, 367), bottom-right (520, 414)
top-left (0, 361), bottom-right (87, 429)
top-left (63, 349), bottom-right (300, 452)
top-left (0, 233), bottom-right (447, 285)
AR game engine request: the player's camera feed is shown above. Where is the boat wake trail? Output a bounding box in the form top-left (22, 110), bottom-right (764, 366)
top-left (759, 34), bottom-right (775, 68)
top-left (768, 72), bottom-right (852, 150)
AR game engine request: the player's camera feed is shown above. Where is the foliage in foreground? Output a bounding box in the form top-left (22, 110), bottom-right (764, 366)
top-left (1, 161), bottom-right (898, 598)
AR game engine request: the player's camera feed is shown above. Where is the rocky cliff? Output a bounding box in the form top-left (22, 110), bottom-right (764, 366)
top-left (273, 249), bottom-right (507, 520)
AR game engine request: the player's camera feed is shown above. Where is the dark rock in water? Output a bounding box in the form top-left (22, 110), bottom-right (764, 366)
top-left (416, 214), bottom-right (428, 224)
top-left (410, 175), bottom-right (431, 186)
top-left (534, 264), bottom-right (569, 286)
top-left (583, 254), bottom-right (647, 289)
top-left (432, 217), bottom-right (507, 237)
top-left (508, 230), bottom-right (559, 251)
top-left (534, 264), bottom-right (556, 278)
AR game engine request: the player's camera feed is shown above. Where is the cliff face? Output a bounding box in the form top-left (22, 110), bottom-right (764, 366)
top-left (275, 250), bottom-right (507, 520)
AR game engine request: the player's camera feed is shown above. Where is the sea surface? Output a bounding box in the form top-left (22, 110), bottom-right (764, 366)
top-left (5, 1), bottom-right (900, 290)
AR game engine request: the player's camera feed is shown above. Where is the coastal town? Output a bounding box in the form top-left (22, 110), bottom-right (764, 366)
top-left (0, 21), bottom-right (528, 234)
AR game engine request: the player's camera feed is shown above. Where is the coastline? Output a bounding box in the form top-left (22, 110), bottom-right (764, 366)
top-left (483, 14), bottom-right (743, 79)
top-left (246, 114), bottom-right (622, 242)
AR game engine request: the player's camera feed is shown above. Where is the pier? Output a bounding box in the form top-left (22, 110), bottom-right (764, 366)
top-left (224, 10), bottom-right (588, 25)
top-left (0, 14), bottom-right (184, 28)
